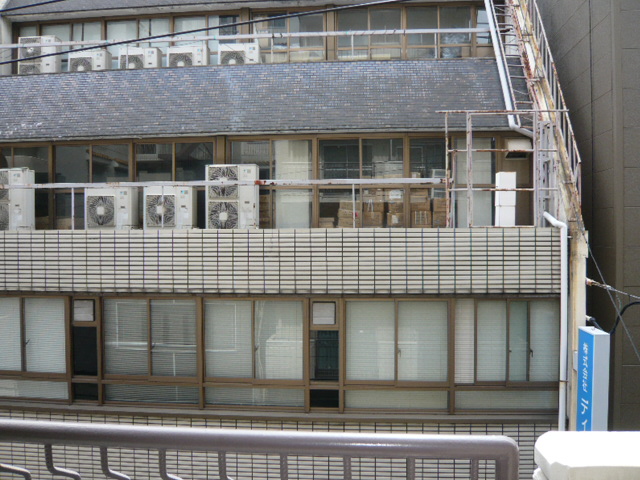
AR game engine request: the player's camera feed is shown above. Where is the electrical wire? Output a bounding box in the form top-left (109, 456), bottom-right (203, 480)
top-left (0, 0), bottom-right (71, 14)
top-left (0, 0), bottom-right (412, 66)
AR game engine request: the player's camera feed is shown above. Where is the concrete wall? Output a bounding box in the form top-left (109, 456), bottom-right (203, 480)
top-left (537, 0), bottom-right (640, 429)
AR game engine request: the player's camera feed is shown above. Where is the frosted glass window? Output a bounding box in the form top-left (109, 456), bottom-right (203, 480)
top-left (456, 390), bottom-right (558, 410)
top-left (151, 300), bottom-right (197, 377)
top-left (25, 298), bottom-right (66, 373)
top-left (346, 390), bottom-right (447, 410)
top-left (454, 190), bottom-right (493, 227)
top-left (0, 380), bottom-right (68, 400)
top-left (509, 301), bottom-right (529, 381)
top-left (205, 300), bottom-right (253, 378)
top-left (274, 140), bottom-right (312, 180)
top-left (346, 301), bottom-right (395, 381)
top-left (174, 16), bottom-right (206, 46)
top-left (0, 298), bottom-right (21, 371)
top-left (105, 384), bottom-right (199, 404)
top-left (530, 300), bottom-right (560, 381)
top-left (455, 137), bottom-right (495, 185)
top-left (206, 387), bottom-right (304, 407)
top-left (72, 22), bottom-right (101, 42)
top-left (255, 301), bottom-right (303, 380)
top-left (455, 299), bottom-right (475, 384)
top-left (476, 301), bottom-right (507, 381)
top-left (398, 301), bottom-right (448, 381)
top-left (107, 20), bottom-right (137, 62)
top-left (362, 138), bottom-right (403, 178)
top-left (138, 17), bottom-right (170, 49)
top-left (104, 299), bottom-right (148, 375)
top-left (275, 190), bottom-right (312, 228)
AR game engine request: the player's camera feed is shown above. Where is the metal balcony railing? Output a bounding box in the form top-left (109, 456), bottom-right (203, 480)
top-left (0, 419), bottom-right (520, 480)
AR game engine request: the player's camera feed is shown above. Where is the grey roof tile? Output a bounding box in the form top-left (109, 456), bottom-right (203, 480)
top-left (0, 59), bottom-right (509, 142)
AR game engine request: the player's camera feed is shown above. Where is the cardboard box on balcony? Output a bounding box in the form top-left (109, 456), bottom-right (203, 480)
top-left (386, 212), bottom-right (404, 227)
top-left (339, 199), bottom-right (361, 211)
top-left (432, 211), bottom-right (447, 228)
top-left (412, 210), bottom-right (432, 227)
top-left (363, 211), bottom-right (384, 227)
top-left (432, 198), bottom-right (447, 212)
top-left (362, 199), bottom-right (385, 213)
top-left (385, 189), bottom-right (404, 202)
top-left (319, 217), bottom-right (335, 228)
top-left (338, 208), bottom-right (359, 220)
top-left (387, 201), bottom-right (404, 214)
top-left (338, 217), bottom-right (361, 228)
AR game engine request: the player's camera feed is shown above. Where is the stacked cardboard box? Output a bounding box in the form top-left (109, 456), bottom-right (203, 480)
top-left (432, 197), bottom-right (447, 228)
top-left (387, 212), bottom-right (404, 227)
top-left (259, 199), bottom-right (272, 228)
top-left (410, 191), bottom-right (431, 227)
top-left (319, 217), bottom-right (335, 228)
top-left (362, 189), bottom-right (385, 227)
top-left (337, 199), bottom-right (361, 228)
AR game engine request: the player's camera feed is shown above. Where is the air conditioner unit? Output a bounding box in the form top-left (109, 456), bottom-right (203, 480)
top-left (119, 46), bottom-right (162, 70)
top-left (143, 186), bottom-right (196, 230)
top-left (85, 187), bottom-right (138, 230)
top-left (167, 44), bottom-right (209, 67)
top-left (0, 168), bottom-right (35, 231)
top-left (219, 43), bottom-right (260, 65)
top-left (18, 35), bottom-right (61, 74)
top-left (206, 164), bottom-right (258, 229)
top-left (68, 49), bottom-right (112, 72)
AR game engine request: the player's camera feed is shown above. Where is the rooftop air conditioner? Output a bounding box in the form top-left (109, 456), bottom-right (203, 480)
top-left (0, 168), bottom-right (35, 231)
top-left (143, 186), bottom-right (196, 230)
top-left (69, 49), bottom-right (112, 72)
top-left (206, 164), bottom-right (258, 229)
top-left (219, 42), bottom-right (260, 65)
top-left (167, 44), bottom-right (209, 67)
top-left (119, 46), bottom-right (162, 69)
top-left (18, 35), bottom-right (61, 74)
top-left (85, 187), bottom-right (138, 230)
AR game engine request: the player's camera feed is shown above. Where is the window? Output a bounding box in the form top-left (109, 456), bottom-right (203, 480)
top-left (104, 298), bottom-right (197, 377)
top-left (0, 297), bottom-right (66, 374)
top-left (254, 12), bottom-right (325, 63)
top-left (454, 137), bottom-right (495, 227)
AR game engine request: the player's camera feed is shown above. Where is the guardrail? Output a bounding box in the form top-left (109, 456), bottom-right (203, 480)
top-left (0, 419), bottom-right (520, 480)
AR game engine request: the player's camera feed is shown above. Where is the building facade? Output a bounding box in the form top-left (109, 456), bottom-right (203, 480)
top-left (0, 0), bottom-right (585, 478)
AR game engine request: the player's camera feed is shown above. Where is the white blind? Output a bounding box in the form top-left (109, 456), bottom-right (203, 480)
top-left (508, 301), bottom-right (529, 381)
top-left (205, 300), bottom-right (253, 378)
top-left (274, 190), bottom-right (312, 228)
top-left (454, 299), bottom-right (475, 384)
top-left (24, 298), bottom-right (65, 373)
top-left (398, 301), bottom-right (448, 381)
top-left (0, 298), bottom-right (21, 371)
top-left (274, 140), bottom-right (312, 180)
top-left (477, 300), bottom-right (507, 381)
top-left (206, 387), bottom-right (305, 407)
top-left (530, 299), bottom-right (560, 381)
top-left (104, 299), bottom-right (148, 375)
top-left (346, 301), bottom-right (395, 381)
top-left (255, 301), bottom-right (303, 380)
top-left (151, 300), bottom-right (197, 377)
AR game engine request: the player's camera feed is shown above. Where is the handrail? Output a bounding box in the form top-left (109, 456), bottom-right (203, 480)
top-left (0, 419), bottom-right (520, 480)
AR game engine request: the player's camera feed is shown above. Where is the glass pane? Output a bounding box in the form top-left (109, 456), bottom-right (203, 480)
top-left (509, 301), bottom-right (529, 381)
top-left (290, 13), bottom-right (324, 49)
top-left (370, 8), bottom-right (401, 46)
top-left (319, 189), bottom-right (361, 228)
top-left (176, 142), bottom-right (213, 181)
top-left (106, 20), bottom-right (137, 63)
top-left (255, 301), bottom-right (303, 380)
top-left (477, 301), bottom-right (507, 381)
top-left (346, 390), bottom-right (447, 410)
top-left (205, 300), bottom-right (253, 378)
top-left (455, 137), bottom-right (495, 185)
top-left (41, 24), bottom-right (71, 50)
top-left (72, 22), bottom-right (101, 42)
top-left (362, 138), bottom-right (403, 179)
top-left (454, 190), bottom-right (493, 227)
top-left (55, 145), bottom-right (90, 183)
top-left (104, 299), bottom-right (148, 375)
top-left (0, 298), bottom-right (21, 370)
top-left (456, 390), bottom-right (558, 410)
top-left (174, 16), bottom-right (206, 45)
top-left (440, 7), bottom-right (472, 44)
top-left (476, 8), bottom-right (492, 45)
top-left (25, 298), bottom-right (66, 373)
top-left (398, 301), bottom-right (448, 381)
top-left (274, 189), bottom-right (312, 228)
top-left (105, 384), bottom-right (199, 404)
top-left (346, 301), bottom-right (395, 381)
top-left (13, 147), bottom-right (48, 183)
top-left (407, 7), bottom-right (437, 46)
top-left (274, 140), bottom-right (311, 180)
top-left (18, 25), bottom-right (37, 37)
top-left (206, 387), bottom-right (304, 407)
top-left (92, 144), bottom-right (130, 182)
top-left (311, 331), bottom-right (339, 381)
top-left (319, 139), bottom-right (359, 179)
top-left (337, 9), bottom-right (368, 47)
top-left (454, 299), bottom-right (475, 384)
top-left (72, 326), bottom-right (98, 376)
top-left (0, 379), bottom-right (68, 400)
top-left (151, 300), bottom-right (197, 377)
top-left (530, 300), bottom-right (560, 381)
top-left (410, 138), bottom-right (446, 178)
top-left (139, 17), bottom-right (170, 50)
top-left (54, 192), bottom-right (84, 230)
top-left (136, 143), bottom-right (172, 181)
top-left (231, 141), bottom-right (270, 180)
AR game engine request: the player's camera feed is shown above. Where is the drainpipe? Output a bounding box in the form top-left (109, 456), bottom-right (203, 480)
top-left (543, 212), bottom-right (568, 431)
top-left (483, 0), bottom-right (534, 138)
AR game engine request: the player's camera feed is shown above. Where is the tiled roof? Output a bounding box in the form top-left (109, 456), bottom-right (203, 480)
top-left (0, 59), bottom-right (509, 142)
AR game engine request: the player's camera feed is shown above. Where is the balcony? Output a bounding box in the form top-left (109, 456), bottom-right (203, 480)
top-left (0, 419), bottom-right (520, 480)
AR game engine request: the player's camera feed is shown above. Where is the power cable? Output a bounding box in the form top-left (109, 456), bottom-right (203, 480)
top-left (0, 0), bottom-right (412, 66)
top-left (0, 0), bottom-right (70, 14)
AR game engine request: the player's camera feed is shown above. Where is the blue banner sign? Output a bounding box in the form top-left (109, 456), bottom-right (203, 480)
top-left (577, 326), bottom-right (610, 431)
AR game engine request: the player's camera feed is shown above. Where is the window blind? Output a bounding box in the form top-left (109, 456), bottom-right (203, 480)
top-left (476, 301), bottom-right (507, 381)
top-left (24, 298), bottom-right (65, 373)
top-left (508, 301), bottom-right (529, 381)
top-left (205, 300), bottom-right (253, 378)
top-left (206, 387), bottom-right (304, 407)
top-left (0, 298), bottom-right (21, 371)
top-left (151, 300), bottom-right (197, 377)
top-left (454, 299), bottom-right (475, 384)
top-left (530, 300), bottom-right (560, 381)
top-left (104, 299), bottom-right (148, 375)
top-left (346, 301), bottom-right (395, 381)
top-left (398, 301), bottom-right (448, 381)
